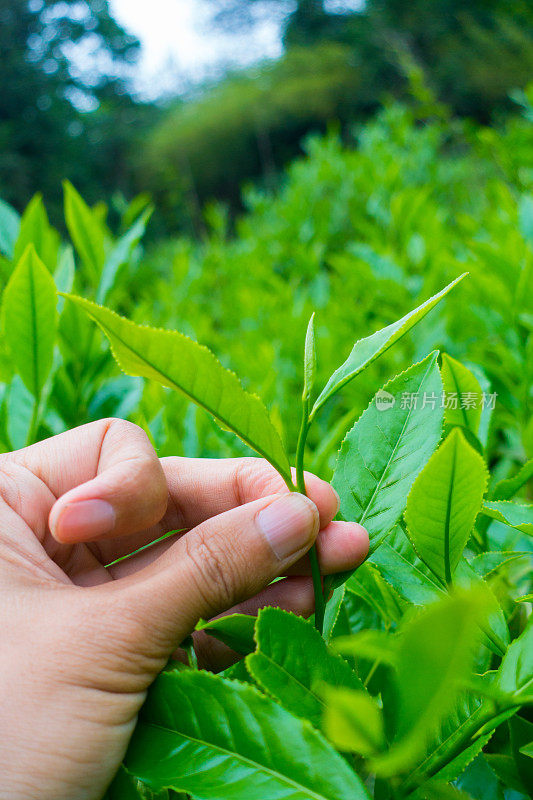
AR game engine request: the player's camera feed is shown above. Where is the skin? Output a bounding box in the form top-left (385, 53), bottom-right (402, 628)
top-left (0, 418), bottom-right (368, 800)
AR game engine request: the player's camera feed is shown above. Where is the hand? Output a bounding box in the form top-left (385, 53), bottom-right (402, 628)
top-left (0, 418), bottom-right (368, 800)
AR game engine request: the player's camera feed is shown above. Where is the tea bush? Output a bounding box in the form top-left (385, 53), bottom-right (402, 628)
top-left (0, 100), bottom-right (532, 799)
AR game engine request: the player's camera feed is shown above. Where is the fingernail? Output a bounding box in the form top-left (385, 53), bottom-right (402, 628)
top-left (258, 493), bottom-right (319, 561)
top-left (332, 487), bottom-right (341, 515)
top-left (53, 499), bottom-right (116, 543)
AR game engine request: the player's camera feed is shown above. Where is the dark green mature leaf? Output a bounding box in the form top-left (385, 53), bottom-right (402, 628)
top-left (323, 688), bottom-right (385, 756)
top-left (480, 501), bottom-right (533, 536)
top-left (346, 562), bottom-right (405, 623)
top-left (125, 670), bottom-right (370, 800)
top-left (372, 590), bottom-right (489, 777)
top-left (332, 351), bottom-right (443, 570)
top-left (509, 716), bottom-right (533, 793)
top-left (371, 541), bottom-right (443, 605)
top-left (196, 614), bottom-right (256, 655)
top-left (405, 428), bottom-right (488, 585)
top-left (104, 766), bottom-right (168, 799)
top-left (63, 181), bottom-right (105, 282)
top-left (440, 354), bottom-right (483, 437)
top-left (0, 197), bottom-right (20, 259)
top-left (312, 275), bottom-right (466, 415)
top-left (61, 295), bottom-right (292, 485)
top-left (2, 245), bottom-right (57, 398)
top-left (246, 608), bottom-right (364, 729)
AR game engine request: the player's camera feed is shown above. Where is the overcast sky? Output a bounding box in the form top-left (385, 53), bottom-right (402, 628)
top-left (108, 1), bottom-right (363, 98)
top-left (108, 0), bottom-right (283, 97)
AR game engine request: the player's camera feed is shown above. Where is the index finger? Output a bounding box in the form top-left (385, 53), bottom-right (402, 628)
top-left (159, 456), bottom-right (340, 532)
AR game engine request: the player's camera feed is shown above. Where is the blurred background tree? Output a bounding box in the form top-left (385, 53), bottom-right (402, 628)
top-left (1, 0), bottom-right (533, 229)
top-left (0, 0), bottom-right (158, 221)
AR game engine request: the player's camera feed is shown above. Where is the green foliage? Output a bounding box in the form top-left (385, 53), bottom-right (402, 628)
top-left (124, 670), bottom-right (370, 800)
top-left (405, 429), bottom-right (488, 585)
top-left (333, 352), bottom-right (444, 562)
top-left (0, 100), bottom-right (532, 800)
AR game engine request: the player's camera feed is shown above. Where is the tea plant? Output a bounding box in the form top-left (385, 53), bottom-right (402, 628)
top-left (0, 114), bottom-right (532, 799)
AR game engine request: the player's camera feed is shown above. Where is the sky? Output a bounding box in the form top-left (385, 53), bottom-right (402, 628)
top-left (108, 1), bottom-right (363, 99)
top-left (108, 0), bottom-right (283, 98)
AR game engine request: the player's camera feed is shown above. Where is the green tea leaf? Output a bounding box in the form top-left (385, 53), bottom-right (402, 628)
top-left (332, 351), bottom-right (443, 570)
top-left (302, 312), bottom-right (316, 404)
top-left (63, 181), bottom-right (105, 282)
top-left (440, 354), bottom-right (483, 437)
top-left (196, 614), bottom-right (256, 655)
top-left (312, 275), bottom-right (466, 415)
top-left (97, 206), bottom-right (153, 304)
top-left (61, 295), bottom-right (292, 485)
top-left (346, 562), bottom-right (405, 623)
top-left (125, 670), bottom-right (370, 800)
top-left (371, 541), bottom-right (443, 606)
top-left (323, 688), bottom-right (385, 756)
top-left (480, 501), bottom-right (533, 536)
top-left (13, 193), bottom-right (59, 269)
top-left (496, 615), bottom-right (533, 703)
top-left (372, 590), bottom-right (489, 777)
top-left (492, 458), bottom-right (533, 501)
top-left (246, 608), bottom-right (364, 729)
top-left (2, 245), bottom-right (57, 398)
top-left (0, 197), bottom-right (20, 259)
top-left (405, 428), bottom-right (488, 585)
top-left (104, 766), bottom-right (167, 799)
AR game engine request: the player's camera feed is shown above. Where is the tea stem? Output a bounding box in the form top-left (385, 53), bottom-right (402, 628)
top-left (296, 404), bottom-right (325, 635)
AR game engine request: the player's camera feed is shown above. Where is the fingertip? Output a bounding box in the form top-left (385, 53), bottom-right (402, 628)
top-left (315, 519), bottom-right (369, 573)
top-left (302, 471), bottom-right (340, 528)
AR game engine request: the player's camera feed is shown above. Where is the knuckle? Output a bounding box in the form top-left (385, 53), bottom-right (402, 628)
top-left (233, 457), bottom-right (285, 505)
top-left (184, 528), bottom-right (238, 614)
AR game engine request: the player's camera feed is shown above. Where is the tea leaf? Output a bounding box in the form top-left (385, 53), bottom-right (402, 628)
top-left (492, 458), bottom-right (533, 501)
top-left (496, 615), bottom-right (533, 703)
top-left (246, 608), bottom-right (365, 729)
top-left (480, 501), bottom-right (533, 536)
top-left (372, 590), bottom-right (489, 777)
top-left (302, 312), bottom-right (316, 404)
top-left (97, 206), bottom-right (153, 304)
top-left (405, 428), bottom-right (488, 585)
top-left (2, 245), bottom-right (57, 398)
top-left (312, 274), bottom-right (466, 415)
top-left (61, 295), bottom-right (292, 485)
top-left (371, 541), bottom-right (443, 606)
top-left (332, 351), bottom-right (443, 578)
top-left (440, 354), bottom-right (483, 437)
top-left (196, 614), bottom-right (256, 655)
top-left (13, 193), bottom-right (59, 269)
top-left (323, 688), bottom-right (385, 756)
top-left (125, 670), bottom-right (370, 800)
top-left (63, 180), bottom-right (105, 282)
top-left (0, 197), bottom-right (20, 259)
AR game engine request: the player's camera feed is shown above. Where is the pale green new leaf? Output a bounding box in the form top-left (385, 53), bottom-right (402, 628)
top-left (63, 180), bottom-right (105, 281)
top-left (492, 458), bottom-right (533, 501)
top-left (440, 354), bottom-right (483, 436)
top-left (405, 428), bottom-right (488, 585)
top-left (372, 590), bottom-right (489, 778)
top-left (332, 351), bottom-right (443, 570)
top-left (246, 608), bottom-right (364, 729)
top-left (322, 688), bottom-right (385, 756)
top-left (2, 245), bottom-right (57, 398)
top-left (312, 274), bottom-right (466, 415)
top-left (302, 312), bottom-right (316, 404)
top-left (13, 193), bottom-right (59, 268)
top-left (125, 670), bottom-right (370, 800)
top-left (496, 615), bottom-right (533, 704)
top-left (61, 295), bottom-right (292, 484)
top-left (480, 501), bottom-right (533, 536)
top-left (196, 614), bottom-right (256, 655)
